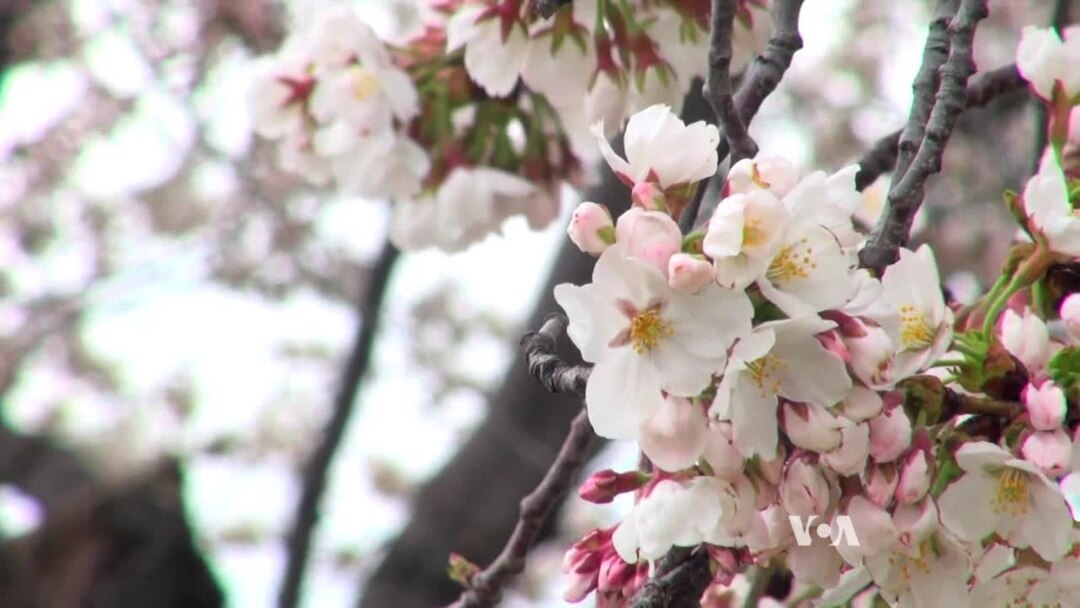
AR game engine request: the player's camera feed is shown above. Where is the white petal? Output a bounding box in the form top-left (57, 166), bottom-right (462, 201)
top-left (1022, 481), bottom-right (1074, 560)
top-left (938, 472), bottom-right (1000, 541)
top-left (639, 398), bottom-right (709, 471)
top-left (585, 349), bottom-right (663, 439)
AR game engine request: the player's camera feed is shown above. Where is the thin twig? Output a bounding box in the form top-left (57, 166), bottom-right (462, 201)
top-left (278, 241), bottom-right (400, 608)
top-left (450, 409), bottom-right (594, 607)
top-left (705, 0), bottom-right (758, 163)
top-left (521, 314), bottom-right (592, 395)
top-left (854, 63), bottom-right (1026, 191)
top-left (631, 548), bottom-right (714, 608)
top-left (682, 0), bottom-right (806, 231)
top-left (859, 0), bottom-right (989, 274)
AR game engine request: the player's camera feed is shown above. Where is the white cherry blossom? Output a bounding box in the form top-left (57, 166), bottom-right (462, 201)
top-left (592, 104), bottom-right (720, 190)
top-left (939, 441), bottom-right (1074, 561)
top-left (555, 245), bottom-right (753, 439)
top-left (880, 245), bottom-right (954, 379)
top-left (710, 316), bottom-right (852, 460)
top-left (612, 477), bottom-right (724, 562)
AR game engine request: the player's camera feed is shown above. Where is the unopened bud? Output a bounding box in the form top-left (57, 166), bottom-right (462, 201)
top-left (579, 469), bottom-right (650, 504)
top-left (864, 462), bottom-right (899, 508)
top-left (1024, 381), bottom-right (1067, 431)
top-left (781, 401), bottom-right (842, 453)
top-left (780, 455), bottom-right (832, 517)
top-left (668, 253), bottom-right (715, 294)
top-left (868, 405), bottom-right (912, 463)
top-left (1061, 293), bottom-right (1080, 340)
top-left (567, 202), bottom-right (615, 255)
top-left (1022, 429), bottom-right (1072, 472)
top-left (895, 442), bottom-right (932, 505)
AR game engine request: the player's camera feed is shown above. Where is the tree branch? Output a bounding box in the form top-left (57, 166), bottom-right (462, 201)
top-left (680, 0), bottom-right (806, 231)
top-left (278, 241), bottom-right (400, 608)
top-left (521, 314), bottom-right (592, 396)
top-left (854, 64), bottom-right (1026, 191)
top-left (630, 548), bottom-right (713, 608)
top-left (858, 0), bottom-right (989, 273)
top-left (450, 409), bottom-right (594, 607)
top-left (705, 0), bottom-right (758, 163)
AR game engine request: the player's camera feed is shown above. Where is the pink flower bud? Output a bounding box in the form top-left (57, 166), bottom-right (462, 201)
top-left (703, 422), bottom-right (745, 478)
top-left (668, 253), bottom-right (715, 294)
top-left (846, 324), bottom-right (895, 389)
top-left (780, 455), bottom-right (833, 517)
top-left (864, 462), bottom-right (899, 508)
top-left (1022, 429), bottom-right (1072, 472)
top-left (822, 422), bottom-right (870, 476)
top-left (895, 447), bottom-right (931, 505)
top-left (615, 207), bottom-right (683, 273)
top-left (759, 443), bottom-right (787, 486)
top-left (579, 469), bottom-right (649, 504)
top-left (781, 401), bottom-right (842, 453)
top-left (1000, 307), bottom-right (1052, 375)
top-left (868, 405), bottom-right (912, 463)
top-left (631, 181), bottom-right (667, 211)
top-left (1024, 381), bottom-right (1067, 431)
top-left (1061, 293), bottom-right (1080, 341)
top-left (840, 386), bottom-right (884, 422)
top-left (567, 202), bottom-right (615, 255)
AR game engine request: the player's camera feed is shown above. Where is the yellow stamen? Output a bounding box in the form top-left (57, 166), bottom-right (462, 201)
top-left (994, 467), bottom-right (1030, 516)
top-left (745, 355), bottom-right (785, 397)
top-left (898, 304), bottom-right (935, 350)
top-left (742, 218), bottom-right (768, 249)
top-left (349, 66), bottom-right (380, 101)
top-left (629, 308), bottom-right (673, 354)
top-left (765, 238), bottom-right (816, 285)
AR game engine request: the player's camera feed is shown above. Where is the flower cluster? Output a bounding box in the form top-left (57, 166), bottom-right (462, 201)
top-left (555, 99), bottom-right (1080, 606)
top-left (250, 1), bottom-right (771, 252)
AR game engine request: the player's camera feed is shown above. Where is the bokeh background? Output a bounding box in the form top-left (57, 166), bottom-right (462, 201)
top-left (0, 0), bottom-right (1053, 606)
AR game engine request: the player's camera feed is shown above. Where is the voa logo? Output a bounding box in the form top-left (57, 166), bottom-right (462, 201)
top-left (788, 515), bottom-right (860, 547)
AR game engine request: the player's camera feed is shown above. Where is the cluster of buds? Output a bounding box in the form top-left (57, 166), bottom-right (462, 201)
top-left (556, 98), bottom-right (1080, 607)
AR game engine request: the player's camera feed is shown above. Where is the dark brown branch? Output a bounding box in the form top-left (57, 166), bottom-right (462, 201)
top-left (854, 64), bottom-right (1026, 191)
top-left (630, 548), bottom-right (713, 608)
top-left (943, 387), bottom-right (1022, 419)
top-left (450, 409), bottom-right (594, 607)
top-left (522, 314), bottom-right (592, 396)
top-left (278, 241), bottom-right (400, 608)
top-left (681, 0), bottom-right (806, 231)
top-left (858, 0), bottom-right (989, 274)
top-left (705, 0), bottom-right (758, 163)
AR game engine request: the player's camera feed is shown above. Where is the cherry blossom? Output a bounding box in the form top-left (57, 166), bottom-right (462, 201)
top-left (554, 245), bottom-right (752, 439)
top-left (592, 104), bottom-right (720, 191)
top-left (709, 316), bottom-right (852, 460)
top-left (880, 245), bottom-right (954, 379)
top-left (938, 441), bottom-right (1074, 561)
top-left (1024, 151), bottom-right (1080, 256)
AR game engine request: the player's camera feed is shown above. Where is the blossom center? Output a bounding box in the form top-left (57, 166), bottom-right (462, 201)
top-left (993, 467), bottom-right (1030, 516)
top-left (898, 305), bottom-right (935, 350)
top-left (891, 538), bottom-right (934, 582)
top-left (745, 355), bottom-right (785, 396)
top-left (765, 238), bottom-right (816, 285)
top-left (629, 308), bottom-right (673, 354)
top-left (348, 66), bottom-right (380, 101)
top-left (742, 218), bottom-right (768, 249)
